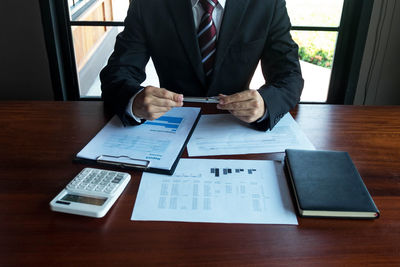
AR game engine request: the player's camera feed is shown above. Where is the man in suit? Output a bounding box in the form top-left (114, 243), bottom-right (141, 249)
top-left (100, 0), bottom-right (303, 131)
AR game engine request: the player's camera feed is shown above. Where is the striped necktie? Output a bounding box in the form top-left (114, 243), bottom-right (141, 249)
top-left (197, 0), bottom-right (218, 79)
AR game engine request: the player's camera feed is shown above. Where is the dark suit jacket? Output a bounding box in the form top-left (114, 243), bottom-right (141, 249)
top-left (100, 0), bottom-right (304, 131)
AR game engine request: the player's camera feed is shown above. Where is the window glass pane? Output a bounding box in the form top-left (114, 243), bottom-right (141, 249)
top-left (286, 0), bottom-right (344, 27)
top-left (69, 0), bottom-right (129, 22)
top-left (293, 30), bottom-right (338, 102)
top-left (72, 25), bottom-right (159, 97)
top-left (250, 30), bottom-right (337, 102)
top-left (72, 25), bottom-right (121, 96)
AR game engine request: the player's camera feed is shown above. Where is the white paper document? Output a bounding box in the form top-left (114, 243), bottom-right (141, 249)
top-left (186, 113), bottom-right (315, 157)
top-left (76, 107), bottom-right (200, 171)
top-left (131, 159), bottom-right (298, 225)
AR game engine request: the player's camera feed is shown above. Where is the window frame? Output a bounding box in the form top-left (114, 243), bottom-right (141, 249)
top-left (39, 0), bottom-right (374, 104)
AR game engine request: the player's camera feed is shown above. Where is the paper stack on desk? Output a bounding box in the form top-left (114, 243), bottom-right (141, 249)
top-left (131, 159), bottom-right (298, 225)
top-left (76, 107), bottom-right (200, 174)
top-left (187, 113), bottom-right (315, 156)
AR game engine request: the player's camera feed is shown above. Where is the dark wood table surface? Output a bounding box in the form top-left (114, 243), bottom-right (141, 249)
top-left (1, 102), bottom-right (399, 266)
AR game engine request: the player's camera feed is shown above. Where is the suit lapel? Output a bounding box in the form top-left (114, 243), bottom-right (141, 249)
top-left (208, 0), bottom-right (250, 93)
top-left (166, 0), bottom-right (206, 88)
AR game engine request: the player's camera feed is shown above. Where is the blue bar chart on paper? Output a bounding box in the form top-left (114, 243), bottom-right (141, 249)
top-left (76, 107), bottom-right (200, 171)
top-left (144, 116), bottom-right (183, 133)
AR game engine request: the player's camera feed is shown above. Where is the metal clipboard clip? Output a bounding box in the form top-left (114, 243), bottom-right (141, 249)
top-left (96, 155), bottom-right (150, 169)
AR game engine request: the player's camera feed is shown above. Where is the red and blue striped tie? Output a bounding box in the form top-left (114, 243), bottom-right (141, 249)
top-left (197, 0), bottom-right (218, 79)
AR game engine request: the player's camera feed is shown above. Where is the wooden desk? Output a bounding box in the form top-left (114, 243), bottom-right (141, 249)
top-left (1, 102), bottom-right (399, 266)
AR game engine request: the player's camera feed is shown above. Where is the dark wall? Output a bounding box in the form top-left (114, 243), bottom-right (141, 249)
top-left (0, 0), bottom-right (54, 100)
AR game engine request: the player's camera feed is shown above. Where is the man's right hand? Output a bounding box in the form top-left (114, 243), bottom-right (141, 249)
top-left (132, 86), bottom-right (183, 121)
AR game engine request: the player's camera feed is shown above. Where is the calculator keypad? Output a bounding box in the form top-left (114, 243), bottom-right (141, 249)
top-left (67, 168), bottom-right (128, 196)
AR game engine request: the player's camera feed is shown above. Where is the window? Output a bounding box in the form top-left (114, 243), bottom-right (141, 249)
top-left (288, 0), bottom-right (344, 102)
top-left (68, 0), bottom-right (129, 97)
top-left (40, 0), bottom-right (373, 103)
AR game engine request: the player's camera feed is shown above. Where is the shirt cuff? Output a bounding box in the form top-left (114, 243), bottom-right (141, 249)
top-left (125, 88), bottom-right (144, 123)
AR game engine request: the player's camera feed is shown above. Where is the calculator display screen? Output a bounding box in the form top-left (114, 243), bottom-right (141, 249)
top-left (62, 194), bottom-right (107, 206)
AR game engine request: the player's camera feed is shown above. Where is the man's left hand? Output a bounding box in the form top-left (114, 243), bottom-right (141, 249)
top-left (217, 90), bottom-right (265, 123)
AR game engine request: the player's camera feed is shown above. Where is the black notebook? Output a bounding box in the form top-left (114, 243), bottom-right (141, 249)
top-left (284, 149), bottom-right (379, 219)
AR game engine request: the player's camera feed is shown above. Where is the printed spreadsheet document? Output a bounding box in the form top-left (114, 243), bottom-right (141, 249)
top-left (131, 159), bottom-right (298, 225)
top-left (187, 113), bottom-right (315, 157)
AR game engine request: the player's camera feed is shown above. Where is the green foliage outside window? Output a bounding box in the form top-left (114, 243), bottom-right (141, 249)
top-left (292, 31), bottom-right (337, 69)
top-left (286, 0), bottom-right (343, 69)
top-left (298, 46), bottom-right (333, 69)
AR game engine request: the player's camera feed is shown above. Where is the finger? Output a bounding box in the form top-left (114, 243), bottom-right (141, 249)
top-left (144, 95), bottom-right (183, 108)
top-left (227, 105), bottom-right (264, 122)
top-left (133, 104), bottom-right (171, 120)
top-left (149, 87), bottom-right (183, 103)
top-left (219, 96), bottom-right (264, 111)
top-left (219, 90), bottom-right (257, 105)
top-left (144, 105), bottom-right (172, 114)
top-left (218, 99), bottom-right (256, 110)
top-left (133, 88), bottom-right (175, 118)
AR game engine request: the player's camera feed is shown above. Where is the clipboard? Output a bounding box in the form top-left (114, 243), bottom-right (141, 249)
top-left (75, 107), bottom-right (201, 175)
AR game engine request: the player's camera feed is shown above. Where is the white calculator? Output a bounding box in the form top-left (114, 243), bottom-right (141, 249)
top-left (50, 168), bottom-right (131, 218)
